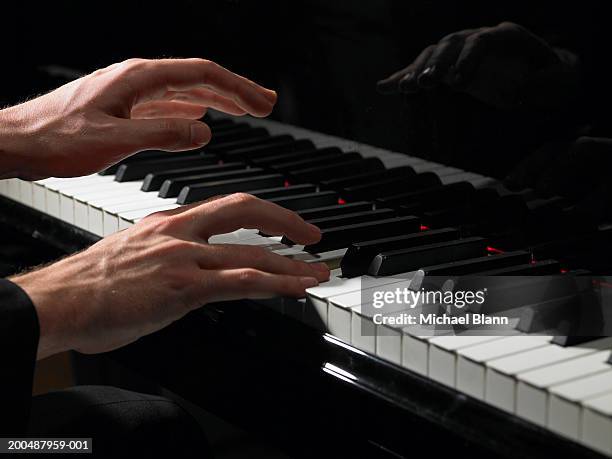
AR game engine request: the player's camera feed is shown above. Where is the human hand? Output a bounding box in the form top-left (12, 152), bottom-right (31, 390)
top-left (377, 22), bottom-right (579, 110)
top-left (10, 193), bottom-right (329, 359)
top-left (504, 136), bottom-right (612, 225)
top-left (505, 136), bottom-right (612, 198)
top-left (0, 58), bottom-right (277, 179)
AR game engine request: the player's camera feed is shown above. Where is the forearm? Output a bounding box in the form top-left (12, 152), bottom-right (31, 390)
top-left (0, 105), bottom-right (37, 179)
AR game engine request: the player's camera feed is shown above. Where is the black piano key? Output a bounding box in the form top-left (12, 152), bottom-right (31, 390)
top-left (369, 237), bottom-right (487, 276)
top-left (297, 202), bottom-right (373, 220)
top-left (290, 157), bottom-right (385, 183)
top-left (422, 188), bottom-right (500, 228)
top-left (204, 118), bottom-right (234, 129)
top-left (115, 155), bottom-right (221, 182)
top-left (378, 182), bottom-right (475, 212)
top-left (319, 166), bottom-right (416, 191)
top-left (208, 125), bottom-right (266, 144)
top-left (341, 228), bottom-right (462, 278)
top-left (99, 149), bottom-right (199, 175)
top-left (305, 209), bottom-right (396, 230)
top-left (516, 292), bottom-right (595, 334)
top-left (304, 216), bottom-right (421, 254)
top-left (267, 191), bottom-right (338, 211)
top-left (224, 139), bottom-right (314, 162)
top-left (419, 251), bottom-right (533, 276)
top-left (177, 174), bottom-right (285, 204)
top-left (476, 260), bottom-right (561, 275)
top-left (341, 172), bottom-right (441, 201)
top-left (159, 168), bottom-right (265, 198)
top-left (553, 335), bottom-right (603, 347)
top-left (250, 184), bottom-right (316, 199)
top-left (270, 148), bottom-right (347, 171)
top-left (204, 132), bottom-right (280, 154)
top-left (251, 148), bottom-right (331, 167)
top-left (141, 162), bottom-right (246, 192)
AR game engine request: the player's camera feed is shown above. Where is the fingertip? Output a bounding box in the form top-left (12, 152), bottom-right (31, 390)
top-left (398, 73), bottom-right (418, 93)
top-left (190, 122), bottom-right (212, 146)
top-left (299, 277), bottom-right (319, 289)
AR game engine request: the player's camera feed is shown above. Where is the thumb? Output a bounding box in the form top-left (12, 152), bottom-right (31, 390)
top-left (118, 118), bottom-right (212, 152)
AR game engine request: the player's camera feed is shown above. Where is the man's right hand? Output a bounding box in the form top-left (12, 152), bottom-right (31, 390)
top-left (10, 194), bottom-right (330, 360)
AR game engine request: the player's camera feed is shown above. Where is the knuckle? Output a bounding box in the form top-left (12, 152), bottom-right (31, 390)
top-left (441, 32), bottom-right (462, 44)
top-left (498, 21), bottom-right (520, 31)
top-left (142, 213), bottom-right (179, 234)
top-left (158, 119), bottom-right (186, 145)
top-left (228, 192), bottom-right (257, 207)
top-left (573, 136), bottom-right (596, 152)
top-left (237, 268), bottom-right (262, 287)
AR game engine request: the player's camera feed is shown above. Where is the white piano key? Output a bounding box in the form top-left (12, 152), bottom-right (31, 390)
top-left (6, 179), bottom-right (22, 201)
top-left (19, 180), bottom-right (33, 206)
top-left (102, 199), bottom-right (176, 236)
top-left (486, 342), bottom-right (604, 413)
top-left (427, 335), bottom-right (506, 388)
top-left (326, 278), bottom-right (413, 342)
top-left (548, 370), bottom-right (612, 440)
top-left (0, 179), bottom-right (8, 196)
top-left (32, 182), bottom-right (47, 211)
top-left (516, 338), bottom-right (612, 426)
top-left (456, 335), bottom-right (552, 400)
top-left (118, 204), bottom-right (181, 223)
top-left (581, 392), bottom-right (612, 455)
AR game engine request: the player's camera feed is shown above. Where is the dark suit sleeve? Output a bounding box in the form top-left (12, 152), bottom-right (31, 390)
top-left (0, 279), bottom-right (39, 435)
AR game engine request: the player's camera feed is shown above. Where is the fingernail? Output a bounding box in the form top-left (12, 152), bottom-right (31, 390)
top-left (300, 277), bottom-right (319, 289)
top-left (418, 66), bottom-right (436, 87)
top-left (190, 123), bottom-right (211, 146)
top-left (398, 73), bottom-right (414, 92)
top-left (264, 89), bottom-right (277, 103)
top-left (312, 262), bottom-right (330, 272)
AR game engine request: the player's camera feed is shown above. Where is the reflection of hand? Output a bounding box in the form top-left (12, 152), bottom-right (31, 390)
top-left (0, 58), bottom-right (277, 180)
top-left (504, 137), bottom-right (612, 224)
top-left (378, 22), bottom-right (579, 110)
top-left (505, 137), bottom-right (612, 197)
top-left (11, 194), bottom-right (329, 359)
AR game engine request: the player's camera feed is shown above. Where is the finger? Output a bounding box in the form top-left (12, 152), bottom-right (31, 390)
top-left (453, 29), bottom-right (492, 86)
top-left (535, 137), bottom-right (612, 198)
top-left (377, 45), bottom-right (435, 94)
top-left (398, 46), bottom-right (436, 93)
top-left (113, 117), bottom-right (212, 152)
top-left (177, 193), bottom-right (322, 245)
top-left (118, 58), bottom-right (276, 117)
top-left (417, 30), bottom-right (475, 88)
top-left (377, 67), bottom-right (413, 94)
top-left (131, 101), bottom-right (208, 119)
top-left (201, 268), bottom-right (320, 302)
top-left (161, 88), bottom-right (247, 115)
top-left (504, 141), bottom-right (571, 191)
top-left (199, 244), bottom-right (330, 282)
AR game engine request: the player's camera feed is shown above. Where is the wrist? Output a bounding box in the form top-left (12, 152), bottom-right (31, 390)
top-left (0, 105), bottom-right (42, 179)
top-left (9, 255), bottom-right (88, 360)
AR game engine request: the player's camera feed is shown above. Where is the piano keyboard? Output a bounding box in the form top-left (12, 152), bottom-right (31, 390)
top-left (1, 114), bottom-right (611, 457)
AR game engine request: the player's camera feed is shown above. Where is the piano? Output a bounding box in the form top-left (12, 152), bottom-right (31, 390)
top-left (1, 114), bottom-right (612, 458)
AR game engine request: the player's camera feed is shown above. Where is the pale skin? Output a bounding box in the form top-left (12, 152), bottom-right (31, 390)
top-left (1, 58), bottom-right (330, 360)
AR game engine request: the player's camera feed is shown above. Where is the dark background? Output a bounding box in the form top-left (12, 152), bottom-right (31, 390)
top-left (1, 1), bottom-right (608, 177)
